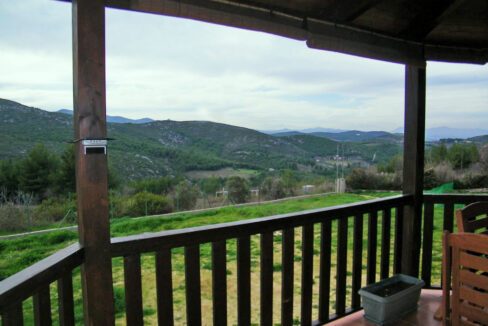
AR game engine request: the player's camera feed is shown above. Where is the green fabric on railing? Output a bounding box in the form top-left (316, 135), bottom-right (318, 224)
top-left (425, 182), bottom-right (454, 194)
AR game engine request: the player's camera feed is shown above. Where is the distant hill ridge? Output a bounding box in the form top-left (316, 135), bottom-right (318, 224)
top-left (1, 98), bottom-right (486, 180)
top-left (57, 109), bottom-right (154, 124)
top-left (268, 127), bottom-right (488, 142)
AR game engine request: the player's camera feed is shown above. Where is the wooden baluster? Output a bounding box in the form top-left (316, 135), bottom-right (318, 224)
top-left (124, 254), bottom-right (143, 326)
top-left (281, 228), bottom-right (294, 326)
top-left (443, 202), bottom-right (454, 232)
top-left (156, 249), bottom-right (174, 326)
top-left (260, 232), bottom-right (273, 326)
top-left (2, 302), bottom-right (24, 326)
top-left (421, 202), bottom-right (434, 287)
top-left (352, 213), bottom-right (364, 309)
top-left (185, 245), bottom-right (201, 326)
top-left (381, 208), bottom-right (392, 279)
top-left (318, 220), bottom-right (332, 323)
top-left (394, 206), bottom-right (404, 274)
top-left (58, 273), bottom-right (75, 326)
top-left (367, 211), bottom-right (378, 284)
top-left (212, 240), bottom-right (227, 325)
top-left (33, 285), bottom-right (52, 326)
top-left (336, 217), bottom-right (348, 316)
top-left (237, 236), bottom-right (251, 326)
top-left (301, 224), bottom-right (314, 325)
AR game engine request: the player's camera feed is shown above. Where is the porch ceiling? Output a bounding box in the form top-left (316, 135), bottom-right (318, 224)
top-left (58, 0), bottom-right (488, 65)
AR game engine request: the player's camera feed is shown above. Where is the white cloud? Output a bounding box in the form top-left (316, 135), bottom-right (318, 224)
top-left (0, 0), bottom-right (486, 131)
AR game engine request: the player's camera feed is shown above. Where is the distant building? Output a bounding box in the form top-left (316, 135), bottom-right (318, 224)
top-left (302, 185), bottom-right (315, 194)
top-left (215, 188), bottom-right (228, 197)
top-left (250, 189), bottom-right (259, 197)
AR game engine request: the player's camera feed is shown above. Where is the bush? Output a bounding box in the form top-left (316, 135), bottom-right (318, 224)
top-left (124, 191), bottom-right (172, 217)
top-left (432, 162), bottom-right (456, 184)
top-left (34, 197), bottom-right (77, 223)
top-left (347, 169), bottom-right (378, 190)
top-left (109, 192), bottom-right (127, 219)
top-left (0, 203), bottom-right (28, 231)
top-left (173, 181), bottom-right (199, 211)
top-left (226, 177), bottom-right (250, 204)
top-left (260, 177), bottom-right (286, 200)
top-left (346, 168), bottom-right (401, 190)
top-left (131, 176), bottom-right (179, 195)
top-left (423, 169), bottom-right (440, 190)
top-left (454, 174), bottom-right (488, 189)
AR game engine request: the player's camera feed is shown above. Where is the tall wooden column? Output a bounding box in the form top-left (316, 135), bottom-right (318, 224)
top-left (73, 0), bottom-right (115, 324)
top-left (401, 64), bottom-right (426, 277)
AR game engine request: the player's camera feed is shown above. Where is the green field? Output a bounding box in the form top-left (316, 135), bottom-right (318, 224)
top-left (1, 193), bottom-right (386, 279)
top-left (0, 191), bottom-right (451, 325)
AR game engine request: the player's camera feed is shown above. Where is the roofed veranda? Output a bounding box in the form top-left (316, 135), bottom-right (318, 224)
top-left (0, 1), bottom-right (487, 325)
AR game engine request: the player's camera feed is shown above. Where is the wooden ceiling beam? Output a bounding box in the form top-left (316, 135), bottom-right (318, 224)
top-left (399, 0), bottom-right (468, 41)
top-left (306, 20), bottom-right (426, 67)
top-left (424, 45), bottom-right (488, 65)
top-left (322, 0), bottom-right (384, 23)
top-left (55, 0), bottom-right (487, 65)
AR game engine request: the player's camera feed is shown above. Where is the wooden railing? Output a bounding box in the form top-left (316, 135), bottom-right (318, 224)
top-left (421, 193), bottom-right (488, 289)
top-left (0, 244), bottom-right (83, 326)
top-left (4, 193), bottom-right (488, 325)
top-left (111, 194), bottom-right (411, 325)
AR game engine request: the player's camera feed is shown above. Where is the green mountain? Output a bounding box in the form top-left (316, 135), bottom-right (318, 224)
top-left (310, 130), bottom-right (403, 143)
top-left (468, 135), bottom-right (488, 144)
top-left (0, 99), bottom-right (402, 179)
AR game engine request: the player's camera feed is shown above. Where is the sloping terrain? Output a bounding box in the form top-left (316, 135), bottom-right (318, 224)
top-left (0, 98), bottom-right (403, 179)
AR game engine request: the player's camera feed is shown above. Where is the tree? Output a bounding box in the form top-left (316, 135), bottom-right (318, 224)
top-left (281, 169), bottom-right (298, 195)
top-left (56, 144), bottom-right (76, 194)
top-left (174, 180), bottom-right (199, 210)
top-left (0, 159), bottom-right (20, 199)
top-left (199, 177), bottom-right (222, 196)
top-left (19, 144), bottom-right (59, 200)
top-left (447, 144), bottom-right (479, 169)
top-left (430, 144), bottom-right (448, 164)
top-left (260, 177), bottom-right (286, 200)
top-left (125, 191), bottom-right (172, 217)
top-left (480, 144), bottom-right (488, 171)
top-left (132, 176), bottom-right (178, 195)
top-left (226, 176), bottom-right (249, 204)
top-left (378, 154), bottom-right (403, 174)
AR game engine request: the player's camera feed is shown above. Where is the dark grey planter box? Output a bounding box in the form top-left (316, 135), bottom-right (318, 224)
top-left (358, 274), bottom-right (425, 325)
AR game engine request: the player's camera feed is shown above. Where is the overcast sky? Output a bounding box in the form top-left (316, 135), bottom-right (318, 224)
top-left (1, 0), bottom-right (487, 131)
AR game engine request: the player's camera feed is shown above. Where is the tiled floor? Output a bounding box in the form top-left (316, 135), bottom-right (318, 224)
top-left (328, 289), bottom-right (443, 326)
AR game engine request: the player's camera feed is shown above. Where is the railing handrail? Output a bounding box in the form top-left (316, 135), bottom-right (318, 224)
top-left (0, 243), bottom-right (83, 310)
top-left (424, 193), bottom-right (488, 204)
top-left (111, 194), bottom-right (413, 256)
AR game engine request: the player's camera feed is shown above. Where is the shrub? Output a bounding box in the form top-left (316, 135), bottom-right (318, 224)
top-left (454, 174), bottom-right (488, 189)
top-left (131, 176), bottom-right (179, 195)
top-left (0, 203), bottom-right (27, 231)
top-left (424, 169), bottom-right (440, 189)
top-left (346, 168), bottom-right (401, 190)
top-left (173, 181), bottom-right (199, 211)
top-left (226, 177), bottom-right (250, 204)
top-left (346, 169), bottom-right (378, 190)
top-left (260, 177), bottom-right (286, 200)
top-left (34, 197), bottom-right (77, 223)
top-left (124, 191), bottom-right (172, 217)
top-left (109, 192), bottom-right (127, 219)
top-left (432, 162), bottom-right (456, 184)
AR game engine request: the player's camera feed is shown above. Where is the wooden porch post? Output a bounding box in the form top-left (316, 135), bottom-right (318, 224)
top-left (401, 64), bottom-right (426, 277)
top-left (73, 0), bottom-right (115, 324)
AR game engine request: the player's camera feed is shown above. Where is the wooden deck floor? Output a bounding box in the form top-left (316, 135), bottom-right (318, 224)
top-left (328, 289), bottom-right (442, 326)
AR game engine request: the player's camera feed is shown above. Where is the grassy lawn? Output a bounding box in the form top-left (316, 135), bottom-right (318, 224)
top-left (1, 193), bottom-right (385, 279)
top-left (3, 191), bottom-right (458, 325)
